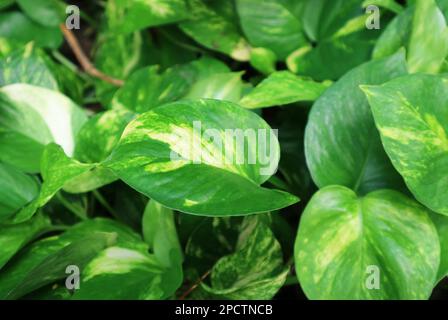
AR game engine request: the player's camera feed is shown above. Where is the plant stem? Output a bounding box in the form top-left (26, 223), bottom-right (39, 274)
top-left (59, 24), bottom-right (124, 86)
top-left (179, 270), bottom-right (211, 300)
top-left (56, 192), bottom-right (87, 220)
top-left (92, 190), bottom-right (119, 218)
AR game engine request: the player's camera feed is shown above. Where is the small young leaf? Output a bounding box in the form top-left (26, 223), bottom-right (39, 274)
top-left (239, 71), bottom-right (329, 109)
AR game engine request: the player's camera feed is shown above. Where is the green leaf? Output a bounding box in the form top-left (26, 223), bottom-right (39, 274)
top-left (373, 7), bottom-right (413, 59)
top-left (305, 51), bottom-right (407, 195)
top-left (66, 110), bottom-right (136, 193)
top-left (301, 0), bottom-right (363, 41)
top-left (202, 216), bottom-right (288, 299)
top-left (13, 144), bottom-right (95, 223)
top-left (0, 12), bottom-right (62, 48)
top-left (408, 0), bottom-right (448, 74)
top-left (94, 32), bottom-right (147, 106)
top-left (104, 99), bottom-right (298, 216)
top-left (0, 163), bottom-right (40, 221)
top-left (236, 0), bottom-right (307, 59)
top-left (0, 213), bottom-right (50, 270)
top-left (0, 44), bottom-right (58, 89)
top-left (0, 84), bottom-right (87, 173)
top-left (17, 0), bottom-right (65, 27)
top-left (142, 200), bottom-right (182, 266)
top-left (0, 218), bottom-right (148, 299)
top-left (430, 213), bottom-right (448, 282)
top-left (373, 0), bottom-right (448, 74)
top-left (111, 65), bottom-right (194, 113)
top-left (294, 186), bottom-right (440, 300)
top-left (106, 0), bottom-right (188, 34)
top-left (184, 72), bottom-right (244, 102)
top-left (179, 0), bottom-right (251, 61)
top-left (71, 247), bottom-right (168, 300)
top-left (239, 71), bottom-right (329, 109)
top-left (185, 216), bottom-right (241, 275)
top-left (142, 200), bottom-right (183, 295)
top-left (362, 74), bottom-right (448, 215)
top-left (249, 47), bottom-right (277, 75)
top-left (75, 110), bottom-right (135, 164)
top-left (6, 232), bottom-right (117, 299)
top-left (287, 32), bottom-right (376, 81)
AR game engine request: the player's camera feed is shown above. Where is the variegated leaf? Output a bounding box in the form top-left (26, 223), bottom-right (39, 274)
top-left (294, 186), bottom-right (440, 300)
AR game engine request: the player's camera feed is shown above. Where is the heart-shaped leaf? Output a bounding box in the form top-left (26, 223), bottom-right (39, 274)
top-left (0, 84), bottom-right (87, 173)
top-left (294, 185), bottom-right (440, 300)
top-left (305, 51), bottom-right (407, 195)
top-left (362, 74), bottom-right (448, 215)
top-left (105, 99), bottom-right (299, 216)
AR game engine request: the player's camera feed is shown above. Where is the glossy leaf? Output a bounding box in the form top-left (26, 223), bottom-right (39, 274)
top-left (179, 0), bottom-right (251, 61)
top-left (0, 44), bottom-right (58, 89)
top-left (105, 99), bottom-right (299, 216)
top-left (0, 84), bottom-right (87, 173)
top-left (430, 213), bottom-right (448, 282)
top-left (184, 72), bottom-right (244, 102)
top-left (111, 65), bottom-right (194, 113)
top-left (13, 144), bottom-right (95, 223)
top-left (294, 186), bottom-right (440, 300)
top-left (142, 200), bottom-right (183, 295)
top-left (6, 232), bottom-right (117, 299)
top-left (362, 74), bottom-right (448, 215)
top-left (0, 214), bottom-right (50, 269)
top-left (236, 0), bottom-right (307, 59)
top-left (305, 51), bottom-right (407, 195)
top-left (249, 47), bottom-right (277, 75)
top-left (106, 0), bottom-right (188, 34)
top-left (239, 71), bottom-right (329, 109)
top-left (0, 12), bottom-right (62, 48)
top-left (0, 218), bottom-right (148, 299)
top-left (408, 0), bottom-right (448, 74)
top-left (202, 216), bottom-right (288, 299)
top-left (0, 163), bottom-right (40, 221)
top-left (17, 0), bottom-right (65, 27)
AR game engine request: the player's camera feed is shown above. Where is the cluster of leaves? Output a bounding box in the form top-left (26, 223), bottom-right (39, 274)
top-left (1, 0), bottom-right (448, 300)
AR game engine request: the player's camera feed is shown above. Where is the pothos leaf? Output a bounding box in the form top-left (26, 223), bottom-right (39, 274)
top-left (142, 200), bottom-right (183, 295)
top-left (0, 44), bottom-right (58, 89)
top-left (106, 0), bottom-right (188, 34)
top-left (239, 71), bottom-right (329, 109)
top-left (12, 144), bottom-right (95, 223)
top-left (305, 51), bottom-right (407, 195)
top-left (0, 11), bottom-right (62, 48)
top-left (408, 0), bottom-right (448, 74)
top-left (202, 215), bottom-right (288, 299)
top-left (294, 186), bottom-right (440, 300)
top-left (236, 0), bottom-right (307, 59)
top-left (0, 163), bottom-right (40, 222)
top-left (0, 213), bottom-right (50, 270)
top-left (179, 0), bottom-right (251, 61)
top-left (0, 218), bottom-right (148, 299)
top-left (362, 74), bottom-right (448, 215)
top-left (17, 0), bottom-right (65, 27)
top-left (104, 99), bottom-right (299, 216)
top-left (6, 232), bottom-right (117, 300)
top-left (0, 84), bottom-right (87, 173)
